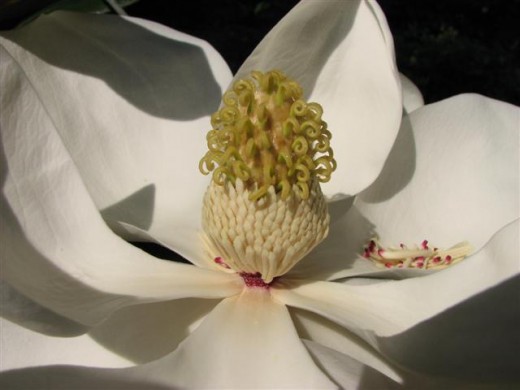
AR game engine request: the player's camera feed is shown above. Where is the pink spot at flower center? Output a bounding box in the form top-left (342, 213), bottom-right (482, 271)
top-left (240, 272), bottom-right (271, 289)
top-left (214, 256), bottom-right (231, 269)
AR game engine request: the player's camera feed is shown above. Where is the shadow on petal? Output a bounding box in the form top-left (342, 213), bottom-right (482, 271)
top-left (89, 298), bottom-right (218, 364)
top-left (2, 12), bottom-right (222, 120)
top-left (289, 204), bottom-right (377, 281)
top-left (0, 141), bottom-right (122, 326)
top-left (327, 195), bottom-right (355, 226)
top-left (360, 114), bottom-right (416, 203)
top-left (0, 280), bottom-right (88, 337)
top-left (379, 275), bottom-right (520, 382)
top-left (0, 366), bottom-right (172, 390)
top-left (236, 1), bottom-right (361, 100)
top-left (101, 184), bottom-right (155, 232)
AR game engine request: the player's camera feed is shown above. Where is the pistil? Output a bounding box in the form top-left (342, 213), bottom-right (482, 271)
top-left (199, 70), bottom-right (336, 282)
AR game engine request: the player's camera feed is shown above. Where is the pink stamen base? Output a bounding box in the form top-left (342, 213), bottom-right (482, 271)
top-left (240, 272), bottom-right (271, 289)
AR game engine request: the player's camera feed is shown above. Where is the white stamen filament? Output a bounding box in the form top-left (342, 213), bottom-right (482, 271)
top-left (202, 178), bottom-right (329, 283)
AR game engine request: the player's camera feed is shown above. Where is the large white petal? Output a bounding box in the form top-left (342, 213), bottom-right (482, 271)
top-left (291, 307), bottom-right (401, 382)
top-left (117, 221), bottom-right (218, 270)
top-left (303, 340), bottom-right (404, 389)
top-left (2, 298), bottom-right (218, 372)
top-left (274, 219), bottom-right (518, 348)
top-left (0, 318), bottom-right (131, 371)
top-left (290, 200), bottom-right (431, 281)
top-left (0, 280), bottom-right (87, 337)
top-left (288, 196), bottom-right (365, 280)
top-left (0, 51), bottom-right (242, 325)
top-left (0, 11), bottom-right (231, 257)
top-left (1, 290), bottom-right (337, 389)
top-left (88, 298), bottom-right (218, 364)
top-left (235, 0), bottom-right (402, 197)
top-left (357, 94), bottom-right (519, 252)
top-left (134, 288), bottom-right (336, 388)
top-left (303, 341), bottom-right (506, 390)
top-left (293, 94), bottom-right (518, 281)
top-left (400, 73), bottom-right (424, 113)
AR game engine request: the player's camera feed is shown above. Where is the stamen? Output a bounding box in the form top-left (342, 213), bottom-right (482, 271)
top-left (362, 238), bottom-right (473, 270)
top-left (214, 256), bottom-right (231, 269)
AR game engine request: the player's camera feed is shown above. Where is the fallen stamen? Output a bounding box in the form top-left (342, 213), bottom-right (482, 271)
top-left (362, 238), bottom-right (472, 270)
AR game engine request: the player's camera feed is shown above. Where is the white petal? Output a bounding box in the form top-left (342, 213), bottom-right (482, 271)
top-left (0, 11), bottom-right (231, 255)
top-left (235, 0), bottom-right (402, 196)
top-left (0, 352), bottom-right (501, 390)
top-left (89, 298), bottom-right (218, 364)
top-left (133, 289), bottom-right (336, 388)
top-left (364, 219), bottom-right (520, 381)
top-left (357, 94), bottom-right (519, 252)
top-left (378, 274), bottom-right (520, 382)
top-left (303, 341), bottom-right (505, 390)
top-left (0, 318), bottom-right (131, 371)
top-left (0, 280), bottom-right (87, 337)
top-left (291, 307), bottom-right (401, 382)
top-left (2, 298), bottom-right (218, 378)
top-left (288, 197), bottom-right (365, 280)
top-left (116, 221), bottom-right (218, 270)
top-left (0, 51), bottom-right (242, 325)
top-left (290, 201), bottom-right (429, 281)
top-left (274, 219), bottom-right (518, 343)
top-left (0, 291), bottom-right (337, 388)
top-left (303, 340), bottom-right (398, 389)
top-left (400, 73), bottom-right (424, 113)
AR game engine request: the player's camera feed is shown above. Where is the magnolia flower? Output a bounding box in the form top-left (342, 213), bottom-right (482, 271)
top-left (1, 1), bottom-right (518, 389)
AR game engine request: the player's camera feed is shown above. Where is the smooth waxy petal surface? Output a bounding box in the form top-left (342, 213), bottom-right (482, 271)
top-left (135, 289), bottom-right (336, 388)
top-left (292, 93), bottom-right (519, 281)
top-left (400, 73), bottom-right (424, 113)
top-left (0, 11), bottom-right (232, 262)
top-left (275, 219), bottom-right (518, 352)
top-left (0, 318), bottom-right (131, 371)
top-left (291, 308), bottom-right (401, 382)
top-left (1, 290), bottom-right (337, 389)
top-left (357, 93), bottom-right (519, 252)
top-left (0, 280), bottom-right (87, 337)
top-left (0, 52), bottom-right (241, 325)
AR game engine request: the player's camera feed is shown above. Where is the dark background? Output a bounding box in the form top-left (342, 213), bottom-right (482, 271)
top-left (1, 0), bottom-right (518, 105)
top-left (125, 0), bottom-right (519, 106)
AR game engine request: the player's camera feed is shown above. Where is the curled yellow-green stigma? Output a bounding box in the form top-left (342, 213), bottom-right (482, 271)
top-left (199, 70), bottom-right (336, 201)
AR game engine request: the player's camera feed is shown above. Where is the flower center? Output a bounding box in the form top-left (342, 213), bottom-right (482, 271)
top-left (363, 238), bottom-right (472, 269)
top-left (239, 272), bottom-right (272, 289)
top-left (199, 70), bottom-right (336, 283)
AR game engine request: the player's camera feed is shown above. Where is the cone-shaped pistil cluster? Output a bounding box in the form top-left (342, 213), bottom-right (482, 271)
top-left (200, 70), bottom-right (336, 283)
